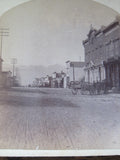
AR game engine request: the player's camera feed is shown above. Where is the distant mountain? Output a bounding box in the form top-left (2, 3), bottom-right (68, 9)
top-left (15, 64), bottom-right (66, 86)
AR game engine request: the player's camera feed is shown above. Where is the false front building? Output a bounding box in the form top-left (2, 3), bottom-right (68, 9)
top-left (83, 17), bottom-right (120, 90)
top-left (66, 61), bottom-right (85, 82)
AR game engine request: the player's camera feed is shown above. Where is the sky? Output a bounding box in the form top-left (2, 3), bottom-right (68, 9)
top-left (0, 0), bottom-right (120, 16)
top-left (0, 0), bottom-right (118, 68)
top-left (0, 0), bottom-right (31, 16)
top-left (93, 0), bottom-right (120, 14)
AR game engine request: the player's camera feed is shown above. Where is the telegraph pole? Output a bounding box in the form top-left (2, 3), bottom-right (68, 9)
top-left (0, 28), bottom-right (9, 57)
top-left (0, 28), bottom-right (9, 72)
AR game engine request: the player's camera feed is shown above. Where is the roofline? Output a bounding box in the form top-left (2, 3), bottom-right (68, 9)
top-left (103, 21), bottom-right (119, 33)
top-left (83, 18), bottom-right (120, 45)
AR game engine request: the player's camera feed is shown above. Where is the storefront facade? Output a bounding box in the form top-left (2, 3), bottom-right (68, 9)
top-left (83, 16), bottom-right (120, 90)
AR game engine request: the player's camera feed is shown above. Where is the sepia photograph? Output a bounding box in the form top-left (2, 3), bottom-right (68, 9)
top-left (0, 0), bottom-right (120, 158)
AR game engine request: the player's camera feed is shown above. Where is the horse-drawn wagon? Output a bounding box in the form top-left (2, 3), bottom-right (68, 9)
top-left (69, 80), bottom-right (109, 95)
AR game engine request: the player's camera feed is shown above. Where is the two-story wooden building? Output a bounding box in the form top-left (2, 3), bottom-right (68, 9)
top-left (66, 61), bottom-right (85, 82)
top-left (83, 16), bottom-right (120, 90)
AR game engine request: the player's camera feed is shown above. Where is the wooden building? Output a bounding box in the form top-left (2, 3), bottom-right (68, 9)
top-left (66, 61), bottom-right (85, 83)
top-left (83, 16), bottom-right (120, 90)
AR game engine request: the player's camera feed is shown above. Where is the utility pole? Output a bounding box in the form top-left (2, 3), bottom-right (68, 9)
top-left (0, 28), bottom-right (9, 72)
top-left (0, 28), bottom-right (9, 57)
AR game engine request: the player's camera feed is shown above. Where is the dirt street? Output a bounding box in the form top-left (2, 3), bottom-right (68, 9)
top-left (0, 87), bottom-right (119, 149)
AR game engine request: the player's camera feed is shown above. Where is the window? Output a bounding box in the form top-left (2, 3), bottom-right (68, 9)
top-left (99, 67), bottom-right (101, 82)
top-left (114, 39), bottom-right (119, 56)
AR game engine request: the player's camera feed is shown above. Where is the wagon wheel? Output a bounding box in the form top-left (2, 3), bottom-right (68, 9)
top-left (71, 88), bottom-right (78, 95)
